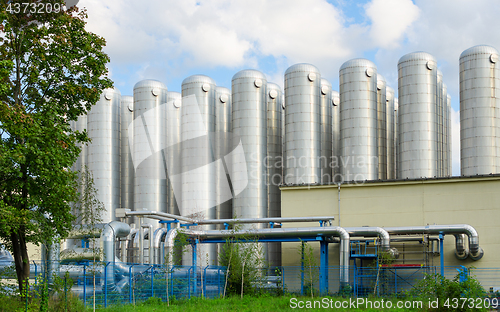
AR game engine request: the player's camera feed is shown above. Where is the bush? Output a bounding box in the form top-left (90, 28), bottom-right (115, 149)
top-left (408, 268), bottom-right (486, 311)
top-left (218, 240), bottom-right (266, 296)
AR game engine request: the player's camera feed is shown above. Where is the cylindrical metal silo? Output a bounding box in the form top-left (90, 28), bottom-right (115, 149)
top-left (181, 75), bottom-right (217, 265)
top-left (284, 64), bottom-right (321, 184)
top-left (394, 98), bottom-right (399, 178)
top-left (267, 82), bottom-right (282, 267)
top-left (436, 70), bottom-right (444, 177)
top-left (166, 91), bottom-right (182, 215)
top-left (339, 59), bottom-right (378, 182)
top-left (376, 74), bottom-right (387, 180)
top-left (320, 79), bottom-right (333, 183)
top-left (231, 70), bottom-right (267, 222)
top-left (70, 113), bottom-right (87, 226)
top-left (447, 94), bottom-right (452, 176)
top-left (214, 87), bottom-right (232, 222)
top-left (133, 80), bottom-right (168, 229)
top-left (331, 90), bottom-right (341, 182)
top-left (459, 45), bottom-right (500, 175)
top-left (281, 94), bottom-right (285, 179)
top-left (386, 86), bottom-right (395, 179)
top-left (121, 96), bottom-right (134, 217)
top-left (87, 88), bottom-right (121, 224)
top-left (397, 52), bottom-right (438, 179)
top-left (442, 83), bottom-right (448, 177)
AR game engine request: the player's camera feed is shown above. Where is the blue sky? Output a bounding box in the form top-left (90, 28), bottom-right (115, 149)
top-left (82, 0), bottom-right (500, 175)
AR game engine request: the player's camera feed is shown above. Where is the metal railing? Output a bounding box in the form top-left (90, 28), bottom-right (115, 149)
top-left (2, 261), bottom-right (500, 307)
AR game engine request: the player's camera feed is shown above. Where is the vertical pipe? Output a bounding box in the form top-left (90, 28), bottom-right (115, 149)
top-left (319, 240), bottom-right (329, 295)
top-left (439, 234), bottom-right (444, 276)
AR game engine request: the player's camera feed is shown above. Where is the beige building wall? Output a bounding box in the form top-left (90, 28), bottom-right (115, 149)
top-left (280, 176), bottom-right (500, 270)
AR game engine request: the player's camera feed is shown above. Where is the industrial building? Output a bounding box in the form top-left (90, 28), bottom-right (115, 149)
top-left (11, 44), bottom-right (500, 293)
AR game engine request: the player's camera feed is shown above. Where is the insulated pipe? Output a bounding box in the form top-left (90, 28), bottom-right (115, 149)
top-left (127, 229), bottom-right (138, 263)
top-left (100, 221), bottom-right (131, 290)
top-left (165, 226), bottom-right (350, 284)
top-left (454, 234), bottom-right (469, 260)
top-left (138, 224), bottom-right (153, 264)
top-left (153, 228), bottom-right (167, 264)
top-left (125, 210), bottom-right (335, 225)
top-left (384, 224), bottom-right (483, 260)
top-left (343, 227), bottom-right (398, 258)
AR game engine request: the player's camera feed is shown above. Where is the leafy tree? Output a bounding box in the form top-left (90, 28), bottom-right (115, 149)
top-left (0, 0), bottom-right (112, 294)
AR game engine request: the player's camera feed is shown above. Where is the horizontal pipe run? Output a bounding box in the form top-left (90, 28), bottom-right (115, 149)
top-left (124, 210), bottom-right (335, 226)
top-left (165, 226), bottom-right (349, 284)
top-left (384, 224), bottom-right (483, 260)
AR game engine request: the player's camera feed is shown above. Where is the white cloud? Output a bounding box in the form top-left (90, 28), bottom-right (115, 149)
top-left (365, 0), bottom-right (420, 49)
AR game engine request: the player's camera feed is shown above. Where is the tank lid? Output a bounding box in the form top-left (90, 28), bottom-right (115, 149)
top-left (459, 45), bottom-right (499, 60)
top-left (232, 69), bottom-right (267, 81)
top-left (182, 75), bottom-right (216, 86)
top-left (285, 63), bottom-right (320, 76)
top-left (133, 79), bottom-right (166, 90)
top-left (398, 52), bottom-right (436, 65)
top-left (339, 58), bottom-right (376, 72)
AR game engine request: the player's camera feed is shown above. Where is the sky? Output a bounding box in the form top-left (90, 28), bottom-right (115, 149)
top-left (82, 0), bottom-right (500, 176)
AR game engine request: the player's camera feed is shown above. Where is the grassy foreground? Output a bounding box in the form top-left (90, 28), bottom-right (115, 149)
top-left (96, 295), bottom-right (422, 312)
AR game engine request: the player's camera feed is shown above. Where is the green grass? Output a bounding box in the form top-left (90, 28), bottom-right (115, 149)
top-left (94, 295), bottom-right (424, 312)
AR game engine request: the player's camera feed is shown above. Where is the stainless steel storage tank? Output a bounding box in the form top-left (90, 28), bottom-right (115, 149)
top-left (460, 45), bottom-right (500, 175)
top-left (267, 82), bottom-right (282, 267)
top-left (394, 98), bottom-right (399, 178)
top-left (214, 87), bottom-right (232, 223)
top-left (447, 94), bottom-right (452, 176)
top-left (166, 91), bottom-right (182, 215)
top-left (339, 59), bottom-right (378, 182)
top-left (320, 79), bottom-right (333, 183)
top-left (436, 70), bottom-right (443, 177)
top-left (386, 86), bottom-right (395, 179)
top-left (331, 90), bottom-right (340, 182)
top-left (281, 94), bottom-right (285, 179)
top-left (376, 74), bottom-right (387, 180)
top-left (284, 64), bottom-right (321, 184)
top-left (397, 52), bottom-right (438, 179)
top-left (133, 80), bottom-right (168, 229)
top-left (70, 113), bottom-right (87, 225)
top-left (231, 70), bottom-right (267, 223)
top-left (87, 88), bottom-right (121, 223)
top-left (120, 96), bottom-right (134, 218)
top-left (442, 83), bottom-right (448, 177)
top-left (181, 75), bottom-right (217, 265)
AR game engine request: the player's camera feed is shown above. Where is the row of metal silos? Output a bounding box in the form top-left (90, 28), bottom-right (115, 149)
top-left (69, 44), bottom-right (500, 265)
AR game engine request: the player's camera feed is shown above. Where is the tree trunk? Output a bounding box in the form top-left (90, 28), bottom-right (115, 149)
top-left (11, 229), bottom-right (30, 295)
